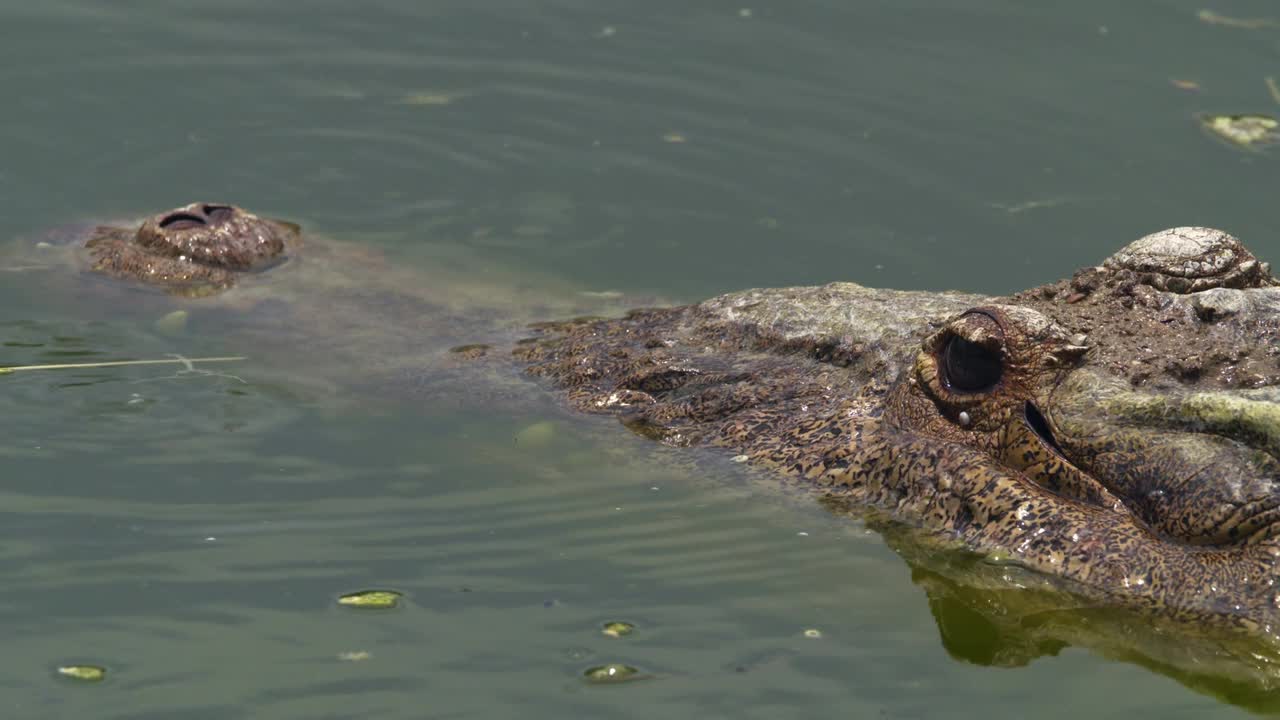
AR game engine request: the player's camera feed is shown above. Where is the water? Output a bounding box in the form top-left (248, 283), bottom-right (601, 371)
top-left (0, 0), bottom-right (1277, 717)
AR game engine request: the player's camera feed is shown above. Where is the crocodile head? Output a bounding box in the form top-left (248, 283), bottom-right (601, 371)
top-left (82, 202), bottom-right (299, 296)
top-left (514, 227), bottom-right (1280, 692)
top-left (878, 228), bottom-right (1280, 626)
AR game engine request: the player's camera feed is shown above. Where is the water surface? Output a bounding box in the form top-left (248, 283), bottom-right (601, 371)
top-left (1, 1), bottom-right (1278, 717)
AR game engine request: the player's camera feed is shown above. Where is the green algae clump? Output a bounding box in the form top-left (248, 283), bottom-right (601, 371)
top-left (601, 621), bottom-right (636, 638)
top-left (1200, 113), bottom-right (1279, 148)
top-left (57, 665), bottom-right (106, 682)
top-left (337, 589), bottom-right (404, 609)
top-left (583, 663), bottom-right (641, 684)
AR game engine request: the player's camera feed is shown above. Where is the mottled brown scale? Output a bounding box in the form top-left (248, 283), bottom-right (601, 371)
top-left (83, 202), bottom-right (298, 295)
top-left (513, 228), bottom-right (1280, 636)
top-left (17, 209), bottom-right (1280, 698)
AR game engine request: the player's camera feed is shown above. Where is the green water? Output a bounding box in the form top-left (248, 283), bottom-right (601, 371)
top-left (1, 1), bottom-right (1278, 717)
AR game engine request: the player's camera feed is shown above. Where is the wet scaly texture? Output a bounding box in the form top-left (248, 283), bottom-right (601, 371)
top-left (513, 226), bottom-right (1280, 638)
top-left (83, 202), bottom-right (298, 295)
top-left (5, 200), bottom-right (643, 409)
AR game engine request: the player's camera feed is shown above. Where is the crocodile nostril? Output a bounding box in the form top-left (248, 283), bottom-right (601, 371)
top-left (158, 212), bottom-right (207, 230)
top-left (202, 204), bottom-right (235, 223)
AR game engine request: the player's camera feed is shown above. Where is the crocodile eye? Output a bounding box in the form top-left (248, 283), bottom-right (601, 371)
top-left (942, 335), bottom-right (1002, 393)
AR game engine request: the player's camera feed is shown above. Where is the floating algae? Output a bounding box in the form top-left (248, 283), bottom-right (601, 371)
top-left (1197, 9), bottom-right (1280, 30)
top-left (601, 621), bottom-right (636, 638)
top-left (56, 665), bottom-right (106, 682)
top-left (337, 589), bottom-right (403, 609)
top-left (1199, 113), bottom-right (1279, 148)
top-left (583, 663), bottom-right (641, 684)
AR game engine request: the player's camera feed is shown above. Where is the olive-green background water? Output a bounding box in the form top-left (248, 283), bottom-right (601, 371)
top-left (0, 1), bottom-right (1277, 717)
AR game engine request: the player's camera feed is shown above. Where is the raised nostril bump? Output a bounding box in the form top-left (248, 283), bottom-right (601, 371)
top-left (158, 212), bottom-right (207, 230)
top-left (202, 204), bottom-right (235, 222)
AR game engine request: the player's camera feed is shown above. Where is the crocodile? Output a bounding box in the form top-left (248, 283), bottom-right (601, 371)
top-left (12, 206), bottom-right (1280, 703)
top-left (4, 201), bottom-right (633, 404)
top-left (76, 201), bottom-right (300, 296)
top-left (511, 226), bottom-right (1280, 701)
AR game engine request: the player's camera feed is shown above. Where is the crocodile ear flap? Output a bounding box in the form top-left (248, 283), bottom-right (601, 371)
top-left (1047, 344), bottom-right (1090, 366)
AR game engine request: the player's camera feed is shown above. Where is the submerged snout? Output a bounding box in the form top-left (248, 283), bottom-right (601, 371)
top-left (1045, 374), bottom-right (1280, 546)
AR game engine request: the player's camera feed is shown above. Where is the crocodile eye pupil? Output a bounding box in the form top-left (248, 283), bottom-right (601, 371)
top-left (942, 335), bottom-right (1002, 393)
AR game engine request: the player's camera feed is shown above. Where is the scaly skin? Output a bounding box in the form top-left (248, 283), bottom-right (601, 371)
top-left (513, 227), bottom-right (1280, 645)
top-left (82, 202), bottom-right (299, 296)
top-left (3, 201), bottom-right (640, 407)
top-left (14, 207), bottom-right (1280, 701)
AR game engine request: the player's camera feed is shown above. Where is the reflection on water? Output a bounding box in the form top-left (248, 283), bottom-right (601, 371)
top-left (870, 516), bottom-right (1280, 714)
top-left (1, 0), bottom-right (1279, 717)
